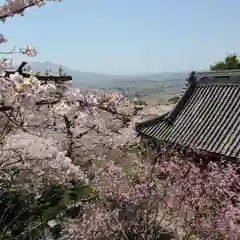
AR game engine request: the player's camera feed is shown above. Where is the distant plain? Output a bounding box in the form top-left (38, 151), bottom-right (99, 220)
top-left (29, 61), bottom-right (189, 105)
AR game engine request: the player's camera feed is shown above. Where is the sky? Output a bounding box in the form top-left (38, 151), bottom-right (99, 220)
top-left (1, 0), bottom-right (240, 74)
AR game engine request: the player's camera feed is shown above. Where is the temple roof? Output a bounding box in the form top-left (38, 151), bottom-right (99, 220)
top-left (136, 70), bottom-right (240, 159)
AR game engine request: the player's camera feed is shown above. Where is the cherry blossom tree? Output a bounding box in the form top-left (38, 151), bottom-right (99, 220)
top-left (0, 2), bottom-right (148, 238)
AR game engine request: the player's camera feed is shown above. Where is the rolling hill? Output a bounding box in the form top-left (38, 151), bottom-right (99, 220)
top-left (28, 61), bottom-right (189, 104)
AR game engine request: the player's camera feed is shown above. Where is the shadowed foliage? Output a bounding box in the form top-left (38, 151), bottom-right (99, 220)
top-left (0, 183), bottom-right (98, 239)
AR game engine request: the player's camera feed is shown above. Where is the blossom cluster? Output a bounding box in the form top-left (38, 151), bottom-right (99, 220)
top-left (0, 0), bottom-right (63, 20)
top-left (69, 159), bottom-right (159, 239)
top-left (0, 70), bottom-right (59, 108)
top-left (149, 148), bottom-right (240, 238)
top-left (0, 1), bottom-right (66, 108)
top-left (93, 160), bottom-right (154, 206)
top-left (69, 203), bottom-right (119, 239)
top-left (0, 33), bottom-right (7, 43)
top-left (20, 45), bottom-right (37, 56)
top-left (68, 147), bottom-right (240, 239)
top-left (52, 87), bottom-right (130, 121)
top-left (2, 131), bottom-right (87, 184)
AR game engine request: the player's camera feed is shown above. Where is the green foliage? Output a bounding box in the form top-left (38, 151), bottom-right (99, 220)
top-left (133, 98), bottom-right (147, 106)
top-left (210, 53), bottom-right (240, 70)
top-left (0, 183), bottom-right (98, 239)
top-left (127, 169), bottom-right (141, 185)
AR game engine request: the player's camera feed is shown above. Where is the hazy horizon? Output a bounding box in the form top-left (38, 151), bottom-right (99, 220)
top-left (2, 0), bottom-right (239, 74)
top-left (26, 60), bottom-right (198, 76)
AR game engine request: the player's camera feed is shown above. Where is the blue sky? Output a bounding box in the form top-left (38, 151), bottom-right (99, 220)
top-left (0, 0), bottom-right (240, 74)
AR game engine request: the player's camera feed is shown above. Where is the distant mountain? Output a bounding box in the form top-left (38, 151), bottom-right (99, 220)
top-left (29, 61), bottom-right (113, 88)
top-left (28, 61), bottom-right (189, 88)
top-left (27, 61), bottom-right (189, 104)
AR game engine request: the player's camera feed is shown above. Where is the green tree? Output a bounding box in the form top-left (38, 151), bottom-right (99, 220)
top-left (210, 53), bottom-right (240, 70)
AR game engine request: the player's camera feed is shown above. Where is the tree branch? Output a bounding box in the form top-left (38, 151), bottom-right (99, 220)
top-left (0, 99), bottom-right (60, 112)
top-left (98, 105), bottom-right (131, 117)
top-left (0, 1), bottom-right (45, 20)
top-left (0, 46), bottom-right (17, 54)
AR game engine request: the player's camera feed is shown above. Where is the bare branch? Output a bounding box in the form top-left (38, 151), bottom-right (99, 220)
top-left (0, 45), bottom-right (17, 55)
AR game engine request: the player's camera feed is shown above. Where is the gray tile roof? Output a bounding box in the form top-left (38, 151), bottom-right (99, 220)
top-left (136, 70), bottom-right (240, 159)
